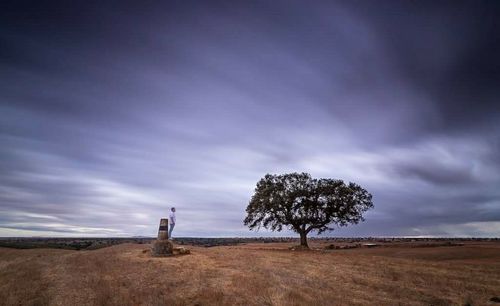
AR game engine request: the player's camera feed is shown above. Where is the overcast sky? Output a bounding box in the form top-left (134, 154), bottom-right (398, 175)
top-left (1, 1), bottom-right (499, 237)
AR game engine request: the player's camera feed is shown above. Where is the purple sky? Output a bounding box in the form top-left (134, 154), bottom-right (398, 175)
top-left (1, 1), bottom-right (499, 237)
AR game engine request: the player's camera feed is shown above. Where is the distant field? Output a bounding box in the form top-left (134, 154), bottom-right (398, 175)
top-left (1, 240), bottom-right (499, 306)
top-left (1, 236), bottom-right (497, 250)
top-left (0, 237), bottom-right (300, 250)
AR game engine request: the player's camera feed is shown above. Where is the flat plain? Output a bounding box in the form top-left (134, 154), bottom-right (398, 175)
top-left (1, 240), bottom-right (499, 306)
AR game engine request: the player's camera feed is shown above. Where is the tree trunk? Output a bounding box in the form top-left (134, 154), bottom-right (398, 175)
top-left (299, 231), bottom-right (309, 248)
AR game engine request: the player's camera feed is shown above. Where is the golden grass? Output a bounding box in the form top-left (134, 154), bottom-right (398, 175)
top-left (1, 241), bottom-right (499, 305)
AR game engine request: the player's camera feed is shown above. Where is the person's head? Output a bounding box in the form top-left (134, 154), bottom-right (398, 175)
top-left (171, 207), bottom-right (176, 212)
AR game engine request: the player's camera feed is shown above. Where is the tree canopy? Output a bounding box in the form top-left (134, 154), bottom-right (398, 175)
top-left (244, 172), bottom-right (373, 247)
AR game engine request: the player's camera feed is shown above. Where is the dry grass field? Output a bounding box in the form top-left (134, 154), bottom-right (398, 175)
top-left (1, 241), bottom-right (499, 306)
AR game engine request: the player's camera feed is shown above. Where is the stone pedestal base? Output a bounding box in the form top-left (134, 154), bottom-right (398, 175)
top-left (151, 240), bottom-right (173, 257)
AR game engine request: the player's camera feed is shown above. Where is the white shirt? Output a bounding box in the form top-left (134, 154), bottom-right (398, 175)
top-left (169, 211), bottom-right (176, 225)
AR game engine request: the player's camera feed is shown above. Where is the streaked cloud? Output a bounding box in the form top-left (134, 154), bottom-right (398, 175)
top-left (1, 0), bottom-right (499, 237)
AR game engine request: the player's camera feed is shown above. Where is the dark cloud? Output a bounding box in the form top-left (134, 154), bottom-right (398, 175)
top-left (391, 160), bottom-right (476, 186)
top-left (1, 0), bottom-right (499, 237)
top-left (343, 1), bottom-right (500, 132)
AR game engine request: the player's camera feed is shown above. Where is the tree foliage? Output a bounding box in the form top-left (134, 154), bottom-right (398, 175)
top-left (244, 172), bottom-right (373, 247)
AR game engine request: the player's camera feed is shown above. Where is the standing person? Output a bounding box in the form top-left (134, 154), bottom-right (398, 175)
top-left (168, 207), bottom-right (176, 240)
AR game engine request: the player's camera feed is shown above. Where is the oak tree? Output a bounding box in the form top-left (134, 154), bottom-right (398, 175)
top-left (244, 173), bottom-right (373, 248)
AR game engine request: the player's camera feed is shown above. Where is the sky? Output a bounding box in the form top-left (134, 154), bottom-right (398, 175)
top-left (1, 0), bottom-right (499, 238)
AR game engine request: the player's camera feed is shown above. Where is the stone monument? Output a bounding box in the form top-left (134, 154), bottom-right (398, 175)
top-left (151, 218), bottom-right (173, 256)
